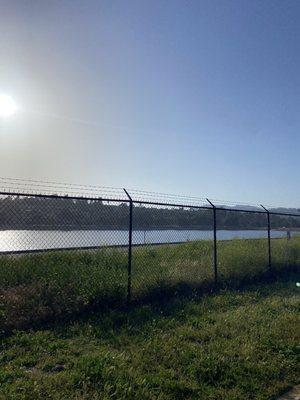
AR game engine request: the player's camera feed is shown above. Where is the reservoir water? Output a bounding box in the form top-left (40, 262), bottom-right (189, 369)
top-left (0, 229), bottom-right (294, 253)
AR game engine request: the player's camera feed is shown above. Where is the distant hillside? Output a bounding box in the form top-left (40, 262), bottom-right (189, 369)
top-left (269, 207), bottom-right (300, 214)
top-left (220, 205), bottom-right (300, 214)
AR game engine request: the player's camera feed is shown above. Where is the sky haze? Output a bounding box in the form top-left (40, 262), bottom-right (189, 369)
top-left (0, 0), bottom-right (299, 207)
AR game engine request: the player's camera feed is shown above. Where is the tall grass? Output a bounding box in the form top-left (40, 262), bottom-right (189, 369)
top-left (0, 277), bottom-right (299, 399)
top-left (0, 237), bottom-right (299, 331)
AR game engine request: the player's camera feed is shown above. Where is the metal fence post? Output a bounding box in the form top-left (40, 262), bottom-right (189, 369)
top-left (261, 205), bottom-right (272, 273)
top-left (124, 189), bottom-right (133, 305)
top-left (207, 199), bottom-right (218, 286)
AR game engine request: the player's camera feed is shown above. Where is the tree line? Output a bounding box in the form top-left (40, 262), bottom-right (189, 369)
top-left (0, 196), bottom-right (299, 230)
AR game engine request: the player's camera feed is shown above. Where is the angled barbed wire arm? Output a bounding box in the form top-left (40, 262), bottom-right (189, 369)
top-left (123, 188), bottom-right (132, 202)
top-left (260, 204), bottom-right (269, 213)
top-left (123, 188), bottom-right (133, 305)
top-left (260, 204), bottom-right (272, 273)
top-left (206, 199), bottom-right (218, 286)
top-left (206, 198), bottom-right (215, 209)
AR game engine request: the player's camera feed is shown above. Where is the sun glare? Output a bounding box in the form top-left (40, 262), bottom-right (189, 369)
top-left (0, 94), bottom-right (17, 118)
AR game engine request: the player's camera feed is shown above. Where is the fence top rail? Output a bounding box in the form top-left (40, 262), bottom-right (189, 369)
top-left (0, 190), bottom-right (299, 218)
top-left (268, 211), bottom-right (300, 218)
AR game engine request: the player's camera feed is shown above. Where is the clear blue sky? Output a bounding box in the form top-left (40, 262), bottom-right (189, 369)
top-left (0, 0), bottom-right (299, 206)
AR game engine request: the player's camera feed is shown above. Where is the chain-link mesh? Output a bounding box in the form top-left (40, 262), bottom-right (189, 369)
top-left (131, 204), bottom-right (214, 299)
top-left (216, 209), bottom-right (269, 285)
top-left (0, 187), bottom-right (299, 331)
top-left (0, 194), bottom-right (129, 330)
top-left (270, 213), bottom-right (300, 271)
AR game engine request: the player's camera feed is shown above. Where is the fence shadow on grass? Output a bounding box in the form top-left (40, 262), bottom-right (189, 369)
top-left (15, 268), bottom-right (300, 345)
top-left (0, 255), bottom-right (298, 336)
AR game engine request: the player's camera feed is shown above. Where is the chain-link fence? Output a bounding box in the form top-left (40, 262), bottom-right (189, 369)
top-left (131, 203), bottom-right (214, 300)
top-left (216, 209), bottom-right (269, 285)
top-left (270, 214), bottom-right (300, 272)
top-left (0, 193), bottom-right (130, 330)
top-left (0, 187), bottom-right (299, 331)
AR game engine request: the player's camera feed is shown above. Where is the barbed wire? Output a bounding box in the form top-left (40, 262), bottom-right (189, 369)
top-left (0, 176), bottom-right (119, 188)
top-left (0, 177), bottom-right (299, 212)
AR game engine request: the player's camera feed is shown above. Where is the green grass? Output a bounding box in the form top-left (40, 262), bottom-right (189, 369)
top-left (0, 276), bottom-right (299, 399)
top-left (0, 237), bottom-right (299, 331)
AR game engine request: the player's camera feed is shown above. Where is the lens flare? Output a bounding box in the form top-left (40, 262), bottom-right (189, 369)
top-left (0, 94), bottom-right (17, 118)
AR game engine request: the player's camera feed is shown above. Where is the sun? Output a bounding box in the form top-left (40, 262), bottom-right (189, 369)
top-left (0, 94), bottom-right (17, 118)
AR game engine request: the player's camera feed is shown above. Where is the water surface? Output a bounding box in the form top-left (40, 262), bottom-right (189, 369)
top-left (0, 229), bottom-right (293, 253)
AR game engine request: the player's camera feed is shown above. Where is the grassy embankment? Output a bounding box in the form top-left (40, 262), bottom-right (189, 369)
top-left (0, 275), bottom-right (299, 399)
top-left (0, 237), bottom-right (299, 332)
